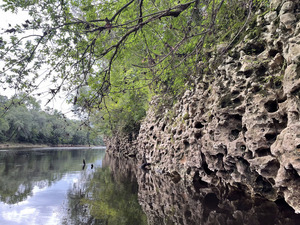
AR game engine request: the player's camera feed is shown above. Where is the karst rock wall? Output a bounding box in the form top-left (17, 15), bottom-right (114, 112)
top-left (106, 0), bottom-right (300, 213)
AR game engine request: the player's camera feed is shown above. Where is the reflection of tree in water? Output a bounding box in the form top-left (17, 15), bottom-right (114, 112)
top-left (0, 148), bottom-right (104, 204)
top-left (62, 161), bottom-right (147, 225)
top-left (61, 168), bottom-right (96, 225)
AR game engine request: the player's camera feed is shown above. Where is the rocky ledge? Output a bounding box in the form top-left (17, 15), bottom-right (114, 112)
top-left (106, 0), bottom-right (300, 213)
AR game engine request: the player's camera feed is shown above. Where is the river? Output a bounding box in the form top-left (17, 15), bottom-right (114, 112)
top-left (0, 147), bottom-right (299, 225)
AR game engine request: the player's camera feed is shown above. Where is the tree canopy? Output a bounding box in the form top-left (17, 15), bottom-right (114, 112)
top-left (0, 0), bottom-right (269, 136)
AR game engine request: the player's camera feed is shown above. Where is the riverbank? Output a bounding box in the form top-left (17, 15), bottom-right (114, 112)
top-left (0, 143), bottom-right (48, 149)
top-left (0, 143), bottom-right (99, 149)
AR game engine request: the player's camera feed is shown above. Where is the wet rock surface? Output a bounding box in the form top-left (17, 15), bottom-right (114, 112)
top-left (107, 0), bottom-right (300, 214)
top-left (104, 153), bottom-right (300, 225)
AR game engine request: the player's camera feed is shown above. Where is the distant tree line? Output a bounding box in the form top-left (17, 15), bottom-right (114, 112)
top-left (0, 94), bottom-right (103, 146)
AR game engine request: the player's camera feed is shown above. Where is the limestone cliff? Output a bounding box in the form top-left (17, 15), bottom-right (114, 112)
top-left (107, 0), bottom-right (300, 213)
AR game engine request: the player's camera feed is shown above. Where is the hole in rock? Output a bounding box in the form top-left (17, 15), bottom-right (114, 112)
top-left (268, 49), bottom-right (279, 57)
top-left (265, 133), bottom-right (277, 143)
top-left (209, 130), bottom-right (214, 141)
top-left (254, 175), bottom-right (273, 193)
top-left (256, 147), bottom-right (271, 157)
top-left (178, 130), bottom-right (182, 135)
top-left (296, 144), bottom-right (300, 149)
top-left (252, 85), bottom-right (261, 93)
top-left (216, 153), bottom-right (224, 160)
top-left (201, 153), bottom-right (213, 175)
top-left (161, 124), bottom-right (166, 131)
top-left (275, 198), bottom-right (295, 211)
top-left (233, 97), bottom-right (241, 105)
top-left (194, 132), bottom-right (202, 139)
top-left (256, 65), bottom-right (267, 76)
top-left (230, 114), bottom-right (243, 122)
top-left (244, 69), bottom-right (253, 77)
top-left (193, 171), bottom-right (208, 191)
top-left (274, 80), bottom-right (282, 89)
top-left (264, 100), bottom-right (278, 112)
top-left (244, 42), bottom-right (265, 55)
top-left (227, 189), bottom-right (246, 201)
top-left (276, 41), bottom-right (283, 52)
top-left (170, 171), bottom-right (181, 183)
top-left (220, 95), bottom-right (232, 108)
top-left (153, 135), bottom-right (157, 140)
top-left (183, 140), bottom-right (190, 149)
top-left (237, 71), bottom-right (244, 76)
top-left (273, 114), bottom-right (288, 131)
top-left (150, 126), bottom-right (154, 131)
top-left (243, 125), bottom-right (248, 134)
top-left (229, 129), bottom-right (240, 141)
top-left (232, 90), bottom-right (240, 96)
top-left (187, 167), bottom-right (191, 174)
top-left (203, 193), bottom-right (219, 210)
top-left (268, 178), bottom-right (275, 185)
top-left (179, 218), bottom-right (184, 224)
top-left (287, 164), bottom-right (300, 179)
top-left (184, 210), bottom-right (192, 218)
top-left (195, 121), bottom-right (204, 129)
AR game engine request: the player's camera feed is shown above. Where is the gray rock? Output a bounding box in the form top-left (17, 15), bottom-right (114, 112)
top-left (280, 1), bottom-right (295, 15)
top-left (280, 13), bottom-right (296, 29)
top-left (264, 11), bottom-right (278, 24)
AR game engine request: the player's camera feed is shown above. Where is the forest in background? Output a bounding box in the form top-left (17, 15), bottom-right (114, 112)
top-left (0, 94), bottom-right (103, 146)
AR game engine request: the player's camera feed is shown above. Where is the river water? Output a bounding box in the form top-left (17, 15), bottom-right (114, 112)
top-left (0, 147), bottom-right (299, 225)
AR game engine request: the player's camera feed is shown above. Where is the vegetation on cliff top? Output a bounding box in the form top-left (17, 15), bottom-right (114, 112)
top-left (0, 0), bottom-right (269, 137)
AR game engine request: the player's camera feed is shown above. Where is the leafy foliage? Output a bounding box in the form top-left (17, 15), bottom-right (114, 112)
top-left (0, 94), bottom-right (103, 145)
top-left (0, 0), bottom-right (270, 137)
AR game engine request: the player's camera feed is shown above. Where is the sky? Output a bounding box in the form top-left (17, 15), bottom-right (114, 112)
top-left (0, 0), bottom-right (76, 118)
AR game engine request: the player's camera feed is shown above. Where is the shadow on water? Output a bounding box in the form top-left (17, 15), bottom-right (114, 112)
top-left (103, 153), bottom-right (300, 225)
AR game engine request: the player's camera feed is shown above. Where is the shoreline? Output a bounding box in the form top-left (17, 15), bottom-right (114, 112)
top-left (0, 143), bottom-right (103, 149)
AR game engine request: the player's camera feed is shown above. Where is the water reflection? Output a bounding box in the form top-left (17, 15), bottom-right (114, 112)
top-left (104, 153), bottom-right (300, 225)
top-left (1, 148), bottom-right (300, 225)
top-left (75, 154), bottom-right (148, 225)
top-left (0, 147), bottom-right (105, 224)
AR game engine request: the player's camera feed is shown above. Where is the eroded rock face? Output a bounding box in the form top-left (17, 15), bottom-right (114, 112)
top-left (134, 0), bottom-right (300, 213)
top-left (103, 153), bottom-right (300, 225)
top-left (136, 170), bottom-right (300, 225)
top-left (106, 0), bottom-right (300, 213)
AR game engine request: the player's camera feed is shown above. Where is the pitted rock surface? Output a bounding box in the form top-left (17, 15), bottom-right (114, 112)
top-left (107, 0), bottom-right (300, 213)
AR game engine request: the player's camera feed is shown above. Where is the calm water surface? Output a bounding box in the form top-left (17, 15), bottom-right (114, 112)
top-left (0, 147), bottom-right (147, 225)
top-left (0, 147), bottom-right (300, 225)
